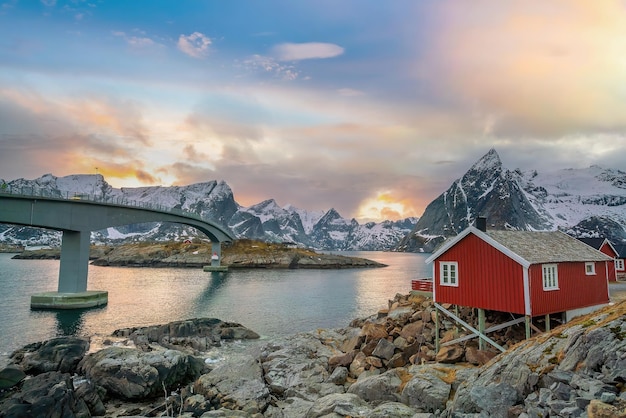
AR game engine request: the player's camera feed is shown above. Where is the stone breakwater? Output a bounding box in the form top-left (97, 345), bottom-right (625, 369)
top-left (0, 295), bottom-right (625, 417)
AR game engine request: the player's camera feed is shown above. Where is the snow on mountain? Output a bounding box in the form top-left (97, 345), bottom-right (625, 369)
top-left (0, 174), bottom-right (416, 251)
top-left (519, 165), bottom-right (626, 229)
top-left (396, 149), bottom-right (626, 252)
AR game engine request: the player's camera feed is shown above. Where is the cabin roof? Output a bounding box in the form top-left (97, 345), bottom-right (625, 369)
top-left (614, 244), bottom-right (626, 258)
top-left (577, 237), bottom-right (606, 250)
top-left (426, 227), bottom-right (612, 266)
top-left (486, 230), bottom-right (612, 264)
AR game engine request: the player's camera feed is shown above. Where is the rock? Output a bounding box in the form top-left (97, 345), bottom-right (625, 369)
top-left (401, 365), bottom-right (453, 412)
top-left (347, 368), bottom-right (406, 403)
top-left (399, 321), bottom-right (424, 340)
top-left (371, 338), bottom-right (395, 361)
top-left (465, 346), bottom-right (497, 366)
top-left (365, 402), bottom-right (419, 418)
top-left (79, 346), bottom-right (205, 400)
top-left (349, 351), bottom-right (367, 378)
top-left (112, 317), bottom-right (259, 352)
top-left (0, 371), bottom-right (91, 418)
top-left (74, 378), bottom-right (107, 416)
top-left (304, 393), bottom-right (372, 418)
top-left (264, 397), bottom-right (314, 418)
top-left (0, 366), bottom-right (26, 389)
top-left (587, 399), bottom-right (626, 418)
top-left (194, 353), bottom-right (270, 414)
top-left (360, 322), bottom-right (388, 342)
top-left (326, 366), bottom-right (348, 385)
top-left (9, 336), bottom-right (89, 375)
top-left (435, 344), bottom-right (464, 363)
top-left (261, 333), bottom-right (341, 401)
top-left (328, 351), bottom-right (354, 368)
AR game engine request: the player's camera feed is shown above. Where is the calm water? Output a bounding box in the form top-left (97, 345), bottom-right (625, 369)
top-left (0, 251), bottom-right (430, 367)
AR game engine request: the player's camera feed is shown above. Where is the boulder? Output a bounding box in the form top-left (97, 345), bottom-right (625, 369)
top-left (347, 368), bottom-right (407, 403)
top-left (9, 336), bottom-right (89, 375)
top-left (366, 402), bottom-right (420, 418)
top-left (261, 333), bottom-right (341, 401)
top-left (0, 366), bottom-right (26, 389)
top-left (435, 344), bottom-right (464, 363)
top-left (371, 338), bottom-right (395, 361)
top-left (0, 371), bottom-right (92, 418)
top-left (465, 346), bottom-right (497, 366)
top-left (194, 353), bottom-right (270, 414)
top-left (78, 346), bottom-right (206, 400)
top-left (401, 365), bottom-right (454, 412)
top-left (112, 317), bottom-right (259, 352)
top-left (360, 322), bottom-right (388, 342)
top-left (304, 393), bottom-right (372, 418)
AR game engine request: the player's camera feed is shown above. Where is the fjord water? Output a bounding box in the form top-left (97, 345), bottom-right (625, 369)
top-left (0, 251), bottom-right (430, 367)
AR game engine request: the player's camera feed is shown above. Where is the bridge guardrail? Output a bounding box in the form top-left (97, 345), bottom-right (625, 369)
top-left (0, 184), bottom-right (213, 226)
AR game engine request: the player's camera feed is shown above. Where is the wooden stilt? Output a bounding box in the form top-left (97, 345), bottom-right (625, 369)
top-left (545, 314), bottom-right (551, 332)
top-left (454, 305), bottom-right (460, 336)
top-left (525, 316), bottom-right (531, 339)
top-left (478, 308), bottom-right (485, 350)
top-left (435, 308), bottom-right (440, 353)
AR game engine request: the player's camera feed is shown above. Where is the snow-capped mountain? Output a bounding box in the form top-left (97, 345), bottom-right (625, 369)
top-left (395, 149), bottom-right (626, 252)
top-left (0, 174), bottom-right (417, 251)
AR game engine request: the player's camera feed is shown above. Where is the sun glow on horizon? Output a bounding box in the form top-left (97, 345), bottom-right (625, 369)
top-left (356, 191), bottom-right (421, 222)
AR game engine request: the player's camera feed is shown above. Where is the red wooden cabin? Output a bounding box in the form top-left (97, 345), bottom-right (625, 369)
top-left (578, 238), bottom-right (619, 282)
top-left (425, 226), bottom-right (612, 323)
top-left (614, 244), bottom-right (626, 280)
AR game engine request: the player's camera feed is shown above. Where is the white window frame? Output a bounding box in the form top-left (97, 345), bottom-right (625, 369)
top-left (585, 262), bottom-right (596, 275)
top-left (616, 258), bottom-right (625, 271)
top-left (542, 264), bottom-right (559, 291)
top-left (440, 261), bottom-right (459, 287)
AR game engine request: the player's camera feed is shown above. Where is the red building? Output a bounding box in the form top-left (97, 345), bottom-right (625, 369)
top-left (425, 226), bottom-right (612, 323)
top-left (578, 238), bottom-right (620, 282)
top-left (615, 244), bottom-right (626, 280)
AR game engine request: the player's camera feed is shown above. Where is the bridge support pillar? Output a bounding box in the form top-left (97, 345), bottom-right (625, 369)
top-left (31, 230), bottom-right (108, 309)
top-left (59, 230), bottom-right (90, 293)
top-left (203, 241), bottom-right (228, 272)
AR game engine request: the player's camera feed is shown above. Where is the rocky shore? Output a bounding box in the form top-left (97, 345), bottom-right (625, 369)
top-left (11, 239), bottom-right (386, 269)
top-left (1, 294), bottom-right (625, 417)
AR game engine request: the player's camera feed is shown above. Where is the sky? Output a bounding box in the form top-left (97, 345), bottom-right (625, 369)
top-left (1, 1), bottom-right (626, 222)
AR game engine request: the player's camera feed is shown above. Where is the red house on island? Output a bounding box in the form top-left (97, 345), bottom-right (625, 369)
top-left (577, 237), bottom-right (620, 282)
top-left (424, 221), bottom-right (612, 351)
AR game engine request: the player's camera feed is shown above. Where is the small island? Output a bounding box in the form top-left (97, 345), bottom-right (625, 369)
top-left (12, 239), bottom-right (387, 269)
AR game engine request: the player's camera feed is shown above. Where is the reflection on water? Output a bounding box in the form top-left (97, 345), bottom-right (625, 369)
top-left (194, 272), bottom-right (230, 308)
top-left (53, 307), bottom-right (105, 336)
top-left (0, 251), bottom-right (431, 367)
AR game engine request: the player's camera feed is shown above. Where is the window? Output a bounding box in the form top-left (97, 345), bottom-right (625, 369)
top-left (585, 262), bottom-right (596, 275)
top-left (440, 262), bottom-right (458, 287)
top-left (542, 264), bottom-right (558, 290)
top-left (616, 259), bottom-right (625, 271)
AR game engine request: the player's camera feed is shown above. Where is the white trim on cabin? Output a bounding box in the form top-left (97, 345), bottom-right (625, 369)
top-left (542, 264), bottom-right (559, 291)
top-left (424, 226), bottom-right (531, 268)
top-left (440, 261), bottom-right (459, 287)
top-left (522, 266), bottom-right (531, 316)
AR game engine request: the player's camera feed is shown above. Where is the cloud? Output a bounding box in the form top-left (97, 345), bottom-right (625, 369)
top-left (240, 55), bottom-right (299, 80)
top-left (272, 42), bottom-right (344, 61)
top-left (423, 0), bottom-right (626, 137)
top-left (337, 88), bottom-right (365, 97)
top-left (112, 31), bottom-right (157, 49)
top-left (177, 32), bottom-right (212, 58)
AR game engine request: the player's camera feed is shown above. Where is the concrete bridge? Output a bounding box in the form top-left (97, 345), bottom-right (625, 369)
top-left (0, 188), bottom-right (234, 309)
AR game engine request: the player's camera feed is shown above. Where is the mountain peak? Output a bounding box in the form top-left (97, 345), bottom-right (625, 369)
top-left (468, 148), bottom-right (502, 173)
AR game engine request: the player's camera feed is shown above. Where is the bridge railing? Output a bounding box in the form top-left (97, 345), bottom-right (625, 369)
top-left (0, 184), bottom-right (212, 225)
